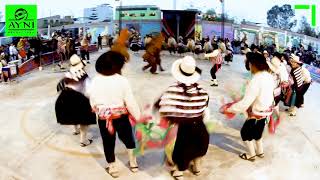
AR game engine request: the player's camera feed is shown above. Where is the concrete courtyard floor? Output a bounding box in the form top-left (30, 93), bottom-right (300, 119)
top-left (0, 50), bottom-right (320, 180)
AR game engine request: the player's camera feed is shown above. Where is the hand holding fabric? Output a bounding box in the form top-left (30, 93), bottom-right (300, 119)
top-left (219, 102), bottom-right (237, 120)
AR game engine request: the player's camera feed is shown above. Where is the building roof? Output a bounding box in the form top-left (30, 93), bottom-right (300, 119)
top-left (38, 15), bottom-right (61, 20)
top-left (116, 5), bottom-right (159, 10)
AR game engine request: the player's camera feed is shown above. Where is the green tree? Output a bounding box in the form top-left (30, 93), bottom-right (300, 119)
top-left (298, 16), bottom-right (316, 37)
top-left (202, 9), bottom-right (216, 21)
top-left (202, 9), bottom-right (233, 23)
top-left (206, 9), bottom-right (216, 16)
top-left (267, 4), bottom-right (297, 30)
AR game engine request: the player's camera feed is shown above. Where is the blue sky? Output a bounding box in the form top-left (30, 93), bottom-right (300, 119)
top-left (0, 0), bottom-right (319, 29)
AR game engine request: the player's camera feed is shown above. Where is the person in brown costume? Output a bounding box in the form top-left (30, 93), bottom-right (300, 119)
top-left (142, 34), bottom-right (165, 74)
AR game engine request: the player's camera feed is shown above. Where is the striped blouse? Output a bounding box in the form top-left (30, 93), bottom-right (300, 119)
top-left (158, 83), bottom-right (209, 118)
top-left (291, 67), bottom-right (303, 88)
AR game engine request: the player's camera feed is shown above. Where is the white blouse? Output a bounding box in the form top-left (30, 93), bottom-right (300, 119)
top-left (87, 73), bottom-right (141, 120)
top-left (229, 71), bottom-right (275, 117)
top-left (302, 66), bottom-right (312, 83)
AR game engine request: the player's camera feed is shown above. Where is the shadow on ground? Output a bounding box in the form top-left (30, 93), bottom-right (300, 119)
top-left (210, 133), bottom-right (246, 155)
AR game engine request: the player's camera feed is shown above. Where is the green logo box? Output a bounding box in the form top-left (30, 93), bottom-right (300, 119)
top-left (5, 5), bottom-right (37, 37)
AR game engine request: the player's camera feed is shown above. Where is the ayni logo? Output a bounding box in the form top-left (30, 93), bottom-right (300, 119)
top-left (5, 5), bottom-right (37, 37)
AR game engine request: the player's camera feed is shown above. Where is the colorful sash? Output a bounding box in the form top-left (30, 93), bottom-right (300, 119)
top-left (93, 106), bottom-right (135, 134)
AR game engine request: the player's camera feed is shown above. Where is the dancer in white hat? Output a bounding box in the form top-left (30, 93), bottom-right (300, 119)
top-left (55, 54), bottom-right (96, 147)
top-left (286, 54), bottom-right (312, 116)
top-left (205, 49), bottom-right (223, 86)
top-left (267, 53), bottom-right (289, 105)
top-left (155, 56), bottom-right (210, 180)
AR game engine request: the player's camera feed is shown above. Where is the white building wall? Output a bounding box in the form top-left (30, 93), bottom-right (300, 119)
top-left (84, 4), bottom-right (113, 23)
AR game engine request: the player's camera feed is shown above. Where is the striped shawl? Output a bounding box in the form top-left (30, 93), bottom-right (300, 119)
top-left (158, 83), bottom-right (209, 118)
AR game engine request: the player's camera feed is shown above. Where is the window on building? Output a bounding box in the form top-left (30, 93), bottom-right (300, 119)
top-left (54, 20), bottom-right (60, 26)
top-left (120, 13), bottom-right (125, 17)
top-left (149, 12), bottom-right (156, 16)
top-left (129, 13), bottom-right (136, 17)
top-left (150, 8), bottom-right (159, 10)
top-left (140, 13), bottom-right (145, 17)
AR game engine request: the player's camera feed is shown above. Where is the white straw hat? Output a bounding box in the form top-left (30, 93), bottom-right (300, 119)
top-left (290, 54), bottom-right (303, 64)
top-left (171, 56), bottom-right (201, 84)
top-left (69, 54), bottom-right (86, 72)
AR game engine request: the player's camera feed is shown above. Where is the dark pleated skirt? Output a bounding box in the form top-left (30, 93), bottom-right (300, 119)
top-left (130, 43), bottom-right (140, 52)
top-left (171, 117), bottom-right (209, 171)
top-left (240, 118), bottom-right (266, 141)
top-left (55, 89), bottom-right (96, 125)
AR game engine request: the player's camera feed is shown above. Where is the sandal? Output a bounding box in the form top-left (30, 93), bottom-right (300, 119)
top-left (105, 167), bottom-right (119, 178)
top-left (289, 112), bottom-right (296, 116)
top-left (239, 153), bottom-right (256, 162)
top-left (189, 164), bottom-right (200, 176)
top-left (128, 162), bottom-right (139, 173)
top-left (257, 153), bottom-right (265, 158)
top-left (80, 139), bottom-right (93, 147)
top-left (171, 170), bottom-right (184, 180)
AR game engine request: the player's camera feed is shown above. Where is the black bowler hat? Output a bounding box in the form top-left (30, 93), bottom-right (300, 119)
top-left (95, 51), bottom-right (126, 76)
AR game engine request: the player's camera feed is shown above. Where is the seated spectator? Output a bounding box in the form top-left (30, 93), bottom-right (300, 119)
top-left (0, 53), bottom-right (9, 82)
top-left (17, 38), bottom-right (25, 50)
top-left (0, 53), bottom-right (7, 66)
top-left (18, 48), bottom-right (27, 62)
